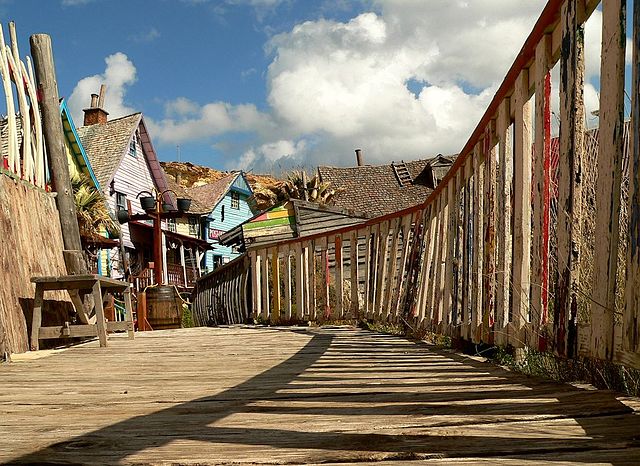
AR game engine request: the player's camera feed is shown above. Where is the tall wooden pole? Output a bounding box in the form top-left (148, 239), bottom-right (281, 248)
top-left (30, 34), bottom-right (86, 272)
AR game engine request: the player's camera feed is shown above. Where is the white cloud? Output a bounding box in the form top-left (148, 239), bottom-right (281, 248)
top-left (70, 1), bottom-right (564, 170)
top-left (68, 52), bottom-right (137, 124)
top-left (147, 100), bottom-right (275, 145)
top-left (129, 27), bottom-right (160, 43)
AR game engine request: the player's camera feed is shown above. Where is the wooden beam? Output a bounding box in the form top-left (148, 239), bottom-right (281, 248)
top-left (555, 0), bottom-right (585, 357)
top-left (375, 221), bottom-right (391, 318)
top-left (512, 68), bottom-right (534, 347)
top-left (591, 0), bottom-right (626, 360)
top-left (496, 98), bottom-right (513, 346)
top-left (383, 217), bottom-right (402, 320)
top-left (532, 34), bottom-right (552, 339)
top-left (461, 157), bottom-right (473, 339)
top-left (91, 281), bottom-right (107, 347)
top-left (625, 0), bottom-right (640, 354)
top-left (310, 242), bottom-right (318, 320)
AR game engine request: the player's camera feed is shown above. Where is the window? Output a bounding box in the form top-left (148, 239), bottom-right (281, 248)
top-left (168, 218), bottom-right (177, 233)
top-left (188, 217), bottom-right (198, 236)
top-left (129, 131), bottom-right (140, 157)
top-left (115, 192), bottom-right (127, 211)
top-left (231, 191), bottom-right (240, 209)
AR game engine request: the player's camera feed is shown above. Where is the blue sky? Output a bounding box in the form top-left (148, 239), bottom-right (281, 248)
top-left (0, 1), bottom-right (619, 174)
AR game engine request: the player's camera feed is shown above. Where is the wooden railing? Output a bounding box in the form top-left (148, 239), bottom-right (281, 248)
top-left (0, 22), bottom-right (46, 188)
top-left (167, 263), bottom-right (184, 288)
top-left (192, 255), bottom-right (251, 326)
top-left (243, 0), bottom-right (640, 369)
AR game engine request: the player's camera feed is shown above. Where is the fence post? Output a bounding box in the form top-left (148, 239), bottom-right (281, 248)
top-left (555, 0), bottom-right (585, 357)
top-left (592, 0), bottom-right (626, 360)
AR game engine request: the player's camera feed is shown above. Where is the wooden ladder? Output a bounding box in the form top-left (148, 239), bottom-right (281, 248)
top-left (392, 161), bottom-right (412, 187)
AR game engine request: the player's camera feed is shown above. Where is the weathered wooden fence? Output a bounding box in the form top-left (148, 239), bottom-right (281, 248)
top-left (0, 22), bottom-right (47, 188)
top-left (228, 0), bottom-right (640, 370)
top-left (192, 255), bottom-right (251, 326)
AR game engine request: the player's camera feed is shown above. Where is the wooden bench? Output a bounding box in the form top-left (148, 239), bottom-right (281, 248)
top-left (30, 274), bottom-right (135, 351)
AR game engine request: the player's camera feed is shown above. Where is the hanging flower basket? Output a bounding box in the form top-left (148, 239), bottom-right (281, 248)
top-left (177, 198), bottom-right (191, 212)
top-left (140, 196), bottom-right (156, 210)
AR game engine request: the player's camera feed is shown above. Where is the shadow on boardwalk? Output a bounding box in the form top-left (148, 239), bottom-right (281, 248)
top-left (8, 328), bottom-right (640, 464)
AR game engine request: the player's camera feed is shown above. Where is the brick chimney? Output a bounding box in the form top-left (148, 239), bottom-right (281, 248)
top-left (83, 84), bottom-right (109, 126)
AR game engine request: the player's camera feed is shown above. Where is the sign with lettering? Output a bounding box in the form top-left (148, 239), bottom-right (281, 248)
top-left (208, 228), bottom-right (225, 240)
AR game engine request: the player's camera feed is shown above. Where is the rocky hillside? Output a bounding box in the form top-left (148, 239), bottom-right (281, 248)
top-left (161, 161), bottom-right (280, 190)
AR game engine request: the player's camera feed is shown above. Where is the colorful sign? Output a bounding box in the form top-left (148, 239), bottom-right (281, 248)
top-left (209, 228), bottom-right (225, 240)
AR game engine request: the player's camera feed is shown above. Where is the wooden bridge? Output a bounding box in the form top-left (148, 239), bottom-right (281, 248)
top-left (196, 0), bottom-right (640, 370)
top-left (2, 327), bottom-right (640, 464)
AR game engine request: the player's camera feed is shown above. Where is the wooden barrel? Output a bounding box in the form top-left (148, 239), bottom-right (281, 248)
top-left (146, 286), bottom-right (182, 330)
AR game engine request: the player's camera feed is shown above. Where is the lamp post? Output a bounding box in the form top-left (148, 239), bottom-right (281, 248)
top-left (117, 189), bottom-right (191, 285)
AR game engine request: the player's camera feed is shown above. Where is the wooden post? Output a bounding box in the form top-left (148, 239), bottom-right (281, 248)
top-left (310, 241), bottom-right (317, 320)
top-left (362, 228), bottom-right (371, 318)
top-left (124, 287), bottom-right (134, 339)
top-left (250, 251), bottom-right (261, 319)
top-left (482, 127), bottom-right (497, 343)
top-left (443, 179), bottom-right (457, 327)
top-left (349, 231), bottom-right (359, 318)
top-left (471, 143), bottom-right (484, 342)
top-left (555, 0), bottom-right (585, 358)
top-left (512, 68), bottom-right (533, 346)
top-left (294, 242), bottom-right (304, 319)
top-left (30, 284), bottom-right (44, 351)
top-left (592, 0), bottom-right (626, 360)
top-left (30, 35), bottom-right (87, 270)
top-left (91, 281), bottom-right (107, 347)
top-left (533, 34), bottom-right (552, 336)
top-left (271, 248), bottom-right (281, 323)
top-left (461, 158), bottom-right (473, 339)
top-left (496, 98), bottom-right (513, 345)
top-left (260, 249), bottom-right (269, 320)
top-left (393, 214), bottom-right (415, 321)
top-left (625, 0), bottom-right (640, 354)
top-left (138, 291), bottom-right (148, 331)
top-left (383, 217), bottom-right (402, 319)
top-left (335, 234), bottom-right (344, 317)
top-left (430, 196), bottom-right (444, 324)
top-left (283, 247), bottom-right (292, 320)
top-left (375, 221), bottom-right (391, 318)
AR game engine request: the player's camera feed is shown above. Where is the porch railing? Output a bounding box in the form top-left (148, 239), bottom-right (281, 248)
top-left (239, 0), bottom-right (640, 370)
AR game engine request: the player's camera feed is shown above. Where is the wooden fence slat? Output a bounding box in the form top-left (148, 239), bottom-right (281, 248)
top-left (250, 251), bottom-right (261, 319)
top-left (260, 248), bottom-right (269, 320)
top-left (461, 158), bottom-right (473, 339)
top-left (471, 143), bottom-right (485, 342)
top-left (310, 241), bottom-right (317, 320)
top-left (625, 0), bottom-right (640, 353)
top-left (591, 0), bottom-right (626, 360)
top-left (482, 127), bottom-right (497, 343)
top-left (294, 242), bottom-right (304, 319)
top-left (443, 178), bottom-right (457, 328)
top-left (271, 248), bottom-right (280, 323)
top-left (375, 221), bottom-right (391, 318)
top-left (383, 217), bottom-right (402, 319)
top-left (335, 234), bottom-right (344, 317)
top-left (430, 196), bottom-right (443, 325)
top-left (512, 68), bottom-right (533, 347)
top-left (454, 169), bottom-right (465, 333)
top-left (416, 209), bottom-right (433, 324)
top-left (555, 0), bottom-right (585, 357)
top-left (349, 231), bottom-right (359, 318)
top-left (283, 247), bottom-right (292, 320)
top-left (496, 98), bottom-right (513, 346)
top-left (532, 33), bottom-right (552, 339)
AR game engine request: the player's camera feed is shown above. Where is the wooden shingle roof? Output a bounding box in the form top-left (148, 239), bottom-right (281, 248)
top-left (77, 113), bottom-right (142, 188)
top-left (317, 156), bottom-right (456, 217)
top-left (186, 173), bottom-right (240, 214)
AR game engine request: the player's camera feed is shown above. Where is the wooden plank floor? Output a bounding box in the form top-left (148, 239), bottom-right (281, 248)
top-left (1, 326), bottom-right (639, 465)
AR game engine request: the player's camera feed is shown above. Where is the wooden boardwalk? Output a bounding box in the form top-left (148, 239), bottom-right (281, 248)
top-left (1, 327), bottom-right (640, 465)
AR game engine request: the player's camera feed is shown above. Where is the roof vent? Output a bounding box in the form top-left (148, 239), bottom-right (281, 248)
top-left (391, 161), bottom-right (412, 187)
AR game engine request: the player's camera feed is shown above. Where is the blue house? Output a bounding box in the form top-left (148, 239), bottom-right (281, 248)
top-left (187, 172), bottom-right (255, 272)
